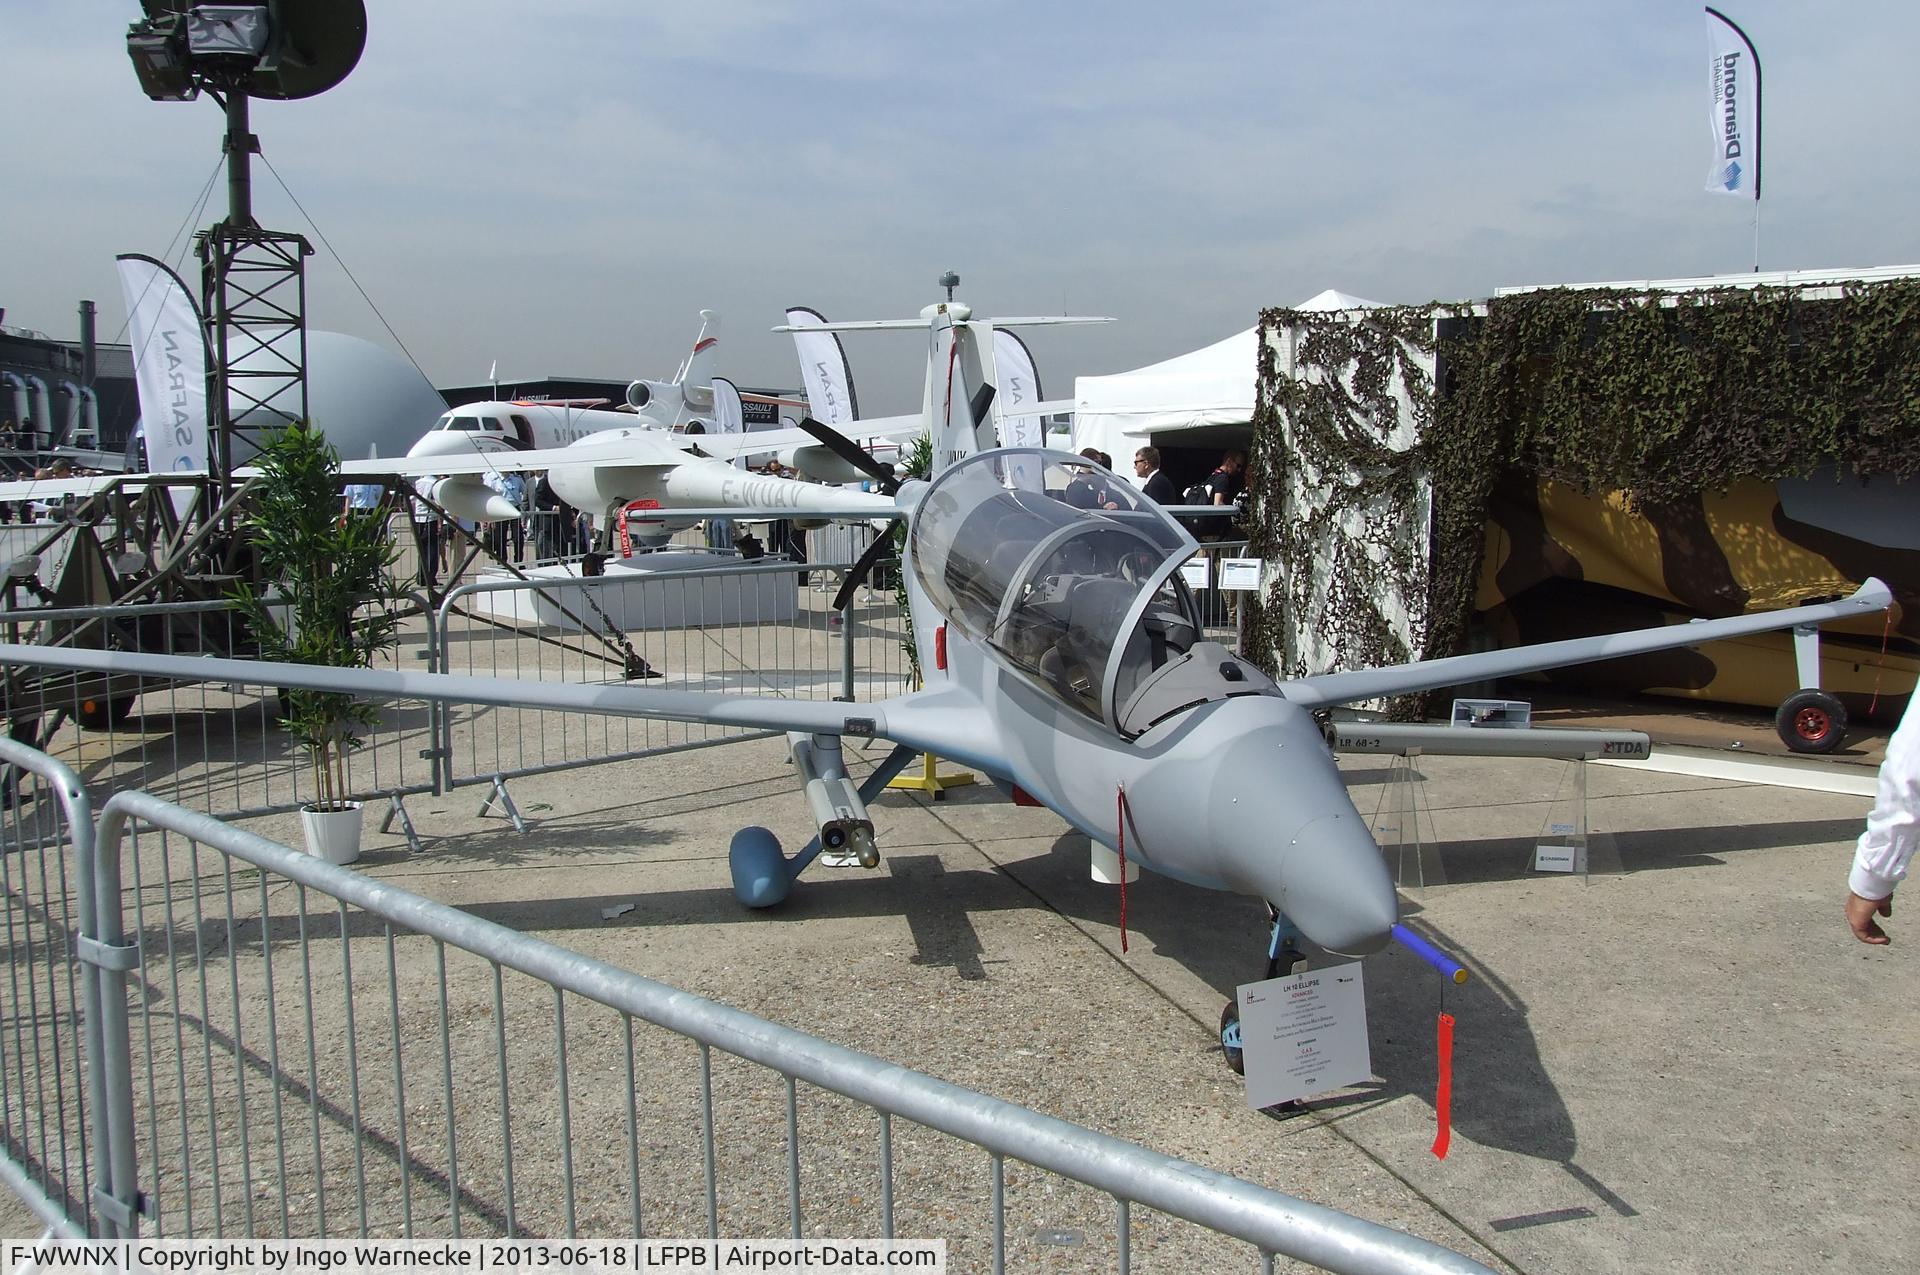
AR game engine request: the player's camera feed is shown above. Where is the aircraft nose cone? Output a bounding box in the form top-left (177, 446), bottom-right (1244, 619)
top-left (1274, 812), bottom-right (1399, 956)
top-left (1193, 701), bottom-right (1398, 956)
top-left (406, 431), bottom-right (469, 460)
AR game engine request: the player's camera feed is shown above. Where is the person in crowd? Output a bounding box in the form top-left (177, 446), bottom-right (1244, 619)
top-left (409, 474), bottom-right (441, 588)
top-left (1065, 447), bottom-right (1122, 511)
top-left (482, 470), bottom-right (516, 561)
top-left (531, 471), bottom-right (560, 560)
top-left (1204, 449), bottom-right (1247, 508)
top-left (342, 477), bottom-right (385, 519)
top-left (500, 469), bottom-right (528, 562)
top-left (1133, 446), bottom-right (1177, 504)
top-left (1847, 691), bottom-right (1919, 944)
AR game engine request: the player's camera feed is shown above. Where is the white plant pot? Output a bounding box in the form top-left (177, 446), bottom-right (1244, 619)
top-left (300, 801), bottom-right (364, 865)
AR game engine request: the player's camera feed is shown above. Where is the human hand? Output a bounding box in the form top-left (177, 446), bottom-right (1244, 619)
top-left (1847, 891), bottom-right (1893, 944)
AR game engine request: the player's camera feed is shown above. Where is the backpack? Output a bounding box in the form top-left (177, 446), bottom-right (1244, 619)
top-left (1181, 479), bottom-right (1214, 507)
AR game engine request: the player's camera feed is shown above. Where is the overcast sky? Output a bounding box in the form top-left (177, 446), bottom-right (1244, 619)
top-left (7, 2), bottom-right (1920, 413)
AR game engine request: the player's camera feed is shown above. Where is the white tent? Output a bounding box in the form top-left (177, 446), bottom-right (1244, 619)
top-left (1069, 289), bottom-right (1381, 467)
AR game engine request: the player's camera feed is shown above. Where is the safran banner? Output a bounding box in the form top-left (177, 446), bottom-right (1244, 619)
top-left (1704, 8), bottom-right (1760, 198)
top-left (992, 327), bottom-right (1044, 448)
top-left (116, 253), bottom-right (208, 474)
top-left (784, 306), bottom-right (859, 426)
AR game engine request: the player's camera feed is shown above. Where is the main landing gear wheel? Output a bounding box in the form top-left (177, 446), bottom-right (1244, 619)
top-left (1775, 688), bottom-right (1847, 755)
top-left (1220, 1001), bottom-right (1244, 1075)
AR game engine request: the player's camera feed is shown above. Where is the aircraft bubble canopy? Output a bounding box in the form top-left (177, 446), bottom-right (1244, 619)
top-left (910, 450), bottom-right (1204, 725)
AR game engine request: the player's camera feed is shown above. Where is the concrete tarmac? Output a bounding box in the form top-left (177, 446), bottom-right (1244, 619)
top-left (3, 700), bottom-right (1914, 1271)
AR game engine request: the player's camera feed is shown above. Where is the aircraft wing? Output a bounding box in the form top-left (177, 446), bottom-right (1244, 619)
top-left (0, 644), bottom-right (996, 761)
top-left (772, 319), bottom-right (931, 333)
top-left (1001, 398), bottom-right (1073, 419)
top-left (1277, 578), bottom-right (1895, 710)
top-left (976, 316), bottom-right (1115, 328)
top-left (0, 474), bottom-right (133, 502)
top-left (699, 417), bottom-right (923, 459)
top-left (773, 317), bottom-right (1113, 333)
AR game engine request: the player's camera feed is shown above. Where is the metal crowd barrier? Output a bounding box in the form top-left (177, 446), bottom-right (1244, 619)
top-left (0, 740), bottom-right (98, 1239)
top-left (0, 595), bottom-right (438, 829)
top-left (0, 754), bottom-right (1492, 1272)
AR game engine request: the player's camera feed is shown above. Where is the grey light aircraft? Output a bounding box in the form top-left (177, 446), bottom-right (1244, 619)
top-left (0, 298), bottom-right (1893, 1057)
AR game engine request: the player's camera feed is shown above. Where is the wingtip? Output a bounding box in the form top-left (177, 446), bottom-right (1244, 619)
top-left (1855, 577), bottom-right (1895, 609)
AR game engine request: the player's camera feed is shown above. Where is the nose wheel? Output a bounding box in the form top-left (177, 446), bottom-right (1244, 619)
top-left (1220, 1000), bottom-right (1246, 1075)
top-left (1220, 902), bottom-right (1307, 1077)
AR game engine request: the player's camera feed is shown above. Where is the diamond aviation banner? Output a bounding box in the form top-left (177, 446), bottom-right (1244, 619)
top-left (1704, 8), bottom-right (1760, 198)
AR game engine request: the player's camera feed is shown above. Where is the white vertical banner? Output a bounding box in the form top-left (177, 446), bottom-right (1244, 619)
top-left (784, 306), bottom-right (860, 426)
top-left (710, 375), bottom-right (746, 468)
top-left (1704, 8), bottom-right (1760, 198)
top-left (992, 327), bottom-right (1044, 448)
top-left (116, 253), bottom-right (208, 475)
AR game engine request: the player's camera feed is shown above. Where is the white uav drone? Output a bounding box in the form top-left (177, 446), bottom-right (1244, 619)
top-left (4, 297), bottom-right (1892, 1038)
top-left (394, 310), bottom-right (921, 533)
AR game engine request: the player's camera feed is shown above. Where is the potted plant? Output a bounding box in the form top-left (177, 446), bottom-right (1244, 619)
top-left (231, 423), bottom-right (405, 864)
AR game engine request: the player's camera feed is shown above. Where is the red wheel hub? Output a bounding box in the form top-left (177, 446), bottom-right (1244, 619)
top-left (1794, 706), bottom-right (1832, 741)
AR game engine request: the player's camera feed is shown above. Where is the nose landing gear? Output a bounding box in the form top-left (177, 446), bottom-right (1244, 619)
top-left (1220, 902), bottom-right (1308, 1089)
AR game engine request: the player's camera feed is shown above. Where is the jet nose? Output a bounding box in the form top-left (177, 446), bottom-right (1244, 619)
top-left (405, 431), bottom-right (466, 460)
top-left (1273, 812), bottom-right (1399, 956)
top-left (1183, 698), bottom-right (1399, 956)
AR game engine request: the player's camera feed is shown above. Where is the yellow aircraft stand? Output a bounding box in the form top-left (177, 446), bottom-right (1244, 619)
top-left (887, 751), bottom-right (976, 800)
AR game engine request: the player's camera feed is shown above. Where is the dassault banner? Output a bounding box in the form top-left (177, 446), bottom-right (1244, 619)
top-left (992, 328), bottom-right (1044, 447)
top-left (783, 306), bottom-right (859, 426)
top-left (1704, 8), bottom-right (1760, 198)
top-left (116, 253), bottom-right (208, 474)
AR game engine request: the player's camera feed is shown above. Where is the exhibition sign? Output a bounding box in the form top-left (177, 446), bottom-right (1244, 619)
top-left (1237, 962), bottom-right (1372, 1109)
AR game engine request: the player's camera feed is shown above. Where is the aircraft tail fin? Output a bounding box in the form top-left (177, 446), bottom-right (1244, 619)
top-left (925, 310), bottom-right (997, 474)
top-left (676, 310), bottom-right (719, 407)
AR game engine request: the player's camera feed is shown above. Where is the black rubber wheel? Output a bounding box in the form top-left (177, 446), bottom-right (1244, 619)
top-left (1220, 1000), bottom-right (1244, 1075)
top-left (75, 695), bottom-right (135, 731)
top-left (1776, 688), bottom-right (1847, 754)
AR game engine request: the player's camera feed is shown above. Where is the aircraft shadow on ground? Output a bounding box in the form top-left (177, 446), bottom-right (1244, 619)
top-left (1429, 815), bottom-right (1864, 885)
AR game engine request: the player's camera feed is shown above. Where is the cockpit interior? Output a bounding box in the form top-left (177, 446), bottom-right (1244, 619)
top-left (910, 451), bottom-right (1238, 734)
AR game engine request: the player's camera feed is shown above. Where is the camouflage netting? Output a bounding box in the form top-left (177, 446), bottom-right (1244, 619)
top-left (1245, 277), bottom-right (1920, 716)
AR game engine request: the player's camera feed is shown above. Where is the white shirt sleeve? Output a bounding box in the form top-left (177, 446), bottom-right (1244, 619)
top-left (1850, 695), bottom-right (1920, 900)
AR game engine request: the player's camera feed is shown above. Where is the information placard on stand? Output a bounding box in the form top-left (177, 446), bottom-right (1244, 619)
top-left (1238, 962), bottom-right (1371, 1109)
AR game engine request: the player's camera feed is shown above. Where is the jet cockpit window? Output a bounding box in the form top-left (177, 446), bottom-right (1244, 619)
top-left (909, 449), bottom-right (1200, 724)
top-left (446, 416), bottom-right (484, 432)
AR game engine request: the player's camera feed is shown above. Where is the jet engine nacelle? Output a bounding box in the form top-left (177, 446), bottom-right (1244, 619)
top-left (625, 379), bottom-right (678, 413)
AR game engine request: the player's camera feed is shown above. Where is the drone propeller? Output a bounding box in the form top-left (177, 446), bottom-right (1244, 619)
top-left (795, 417), bottom-right (900, 495)
top-left (831, 530), bottom-right (900, 613)
top-left (787, 417), bottom-right (908, 611)
top-left (968, 382), bottom-right (996, 428)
